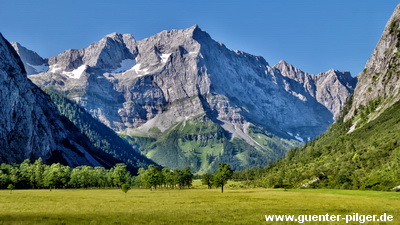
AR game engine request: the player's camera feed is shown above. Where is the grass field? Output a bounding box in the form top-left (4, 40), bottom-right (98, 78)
top-left (0, 181), bottom-right (399, 225)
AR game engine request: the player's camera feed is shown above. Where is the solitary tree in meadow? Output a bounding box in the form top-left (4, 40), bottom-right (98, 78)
top-left (7, 184), bottom-right (14, 194)
top-left (121, 184), bottom-right (131, 198)
top-left (213, 163), bottom-right (233, 193)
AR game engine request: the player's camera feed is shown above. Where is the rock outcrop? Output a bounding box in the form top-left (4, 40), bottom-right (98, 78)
top-left (344, 4), bottom-right (400, 122)
top-left (11, 42), bottom-right (48, 75)
top-left (274, 60), bottom-right (357, 119)
top-left (0, 33), bottom-right (118, 168)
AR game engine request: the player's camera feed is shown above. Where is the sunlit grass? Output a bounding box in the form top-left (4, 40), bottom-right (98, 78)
top-left (0, 182), bottom-right (399, 224)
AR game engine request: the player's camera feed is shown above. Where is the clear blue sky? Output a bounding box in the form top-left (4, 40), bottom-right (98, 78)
top-left (1, 0), bottom-right (398, 75)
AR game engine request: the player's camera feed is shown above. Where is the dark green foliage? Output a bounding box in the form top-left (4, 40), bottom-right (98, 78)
top-left (0, 159), bottom-right (132, 189)
top-left (244, 100), bottom-right (400, 191)
top-left (121, 184), bottom-right (131, 198)
top-left (112, 163), bottom-right (130, 188)
top-left (232, 166), bottom-right (265, 185)
top-left (133, 165), bottom-right (194, 190)
top-left (201, 173), bottom-right (214, 189)
top-left (41, 88), bottom-right (155, 172)
top-left (389, 20), bottom-right (398, 34)
top-left (7, 184), bottom-right (14, 194)
top-left (144, 165), bottom-right (163, 190)
top-left (182, 167), bottom-right (194, 189)
top-left (69, 166), bottom-right (110, 188)
top-left (356, 97), bottom-right (382, 128)
top-left (213, 163), bottom-right (233, 192)
top-left (120, 134), bottom-right (156, 152)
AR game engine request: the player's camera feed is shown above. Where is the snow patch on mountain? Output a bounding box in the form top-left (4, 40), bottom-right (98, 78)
top-left (291, 92), bottom-right (307, 102)
top-left (50, 65), bottom-right (62, 73)
top-left (129, 63), bottom-right (149, 75)
top-left (157, 52), bottom-right (171, 63)
top-left (62, 65), bottom-right (87, 79)
top-left (294, 134), bottom-right (304, 142)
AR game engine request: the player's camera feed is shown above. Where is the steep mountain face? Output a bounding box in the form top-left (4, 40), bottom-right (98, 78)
top-left (274, 61), bottom-right (357, 119)
top-left (28, 26), bottom-right (356, 172)
top-left (0, 33), bottom-right (120, 168)
top-left (344, 4), bottom-right (400, 124)
top-left (11, 42), bottom-right (48, 75)
top-left (251, 4), bottom-right (400, 190)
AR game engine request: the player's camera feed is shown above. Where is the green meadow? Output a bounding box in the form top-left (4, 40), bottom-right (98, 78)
top-left (0, 181), bottom-right (399, 225)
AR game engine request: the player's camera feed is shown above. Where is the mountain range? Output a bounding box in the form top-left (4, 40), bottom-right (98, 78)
top-left (11, 25), bottom-right (357, 173)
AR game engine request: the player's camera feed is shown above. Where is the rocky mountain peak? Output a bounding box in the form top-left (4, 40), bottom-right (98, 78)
top-left (274, 60), bottom-right (307, 80)
top-left (1, 36), bottom-right (25, 77)
top-left (273, 60), bottom-right (357, 119)
top-left (344, 3), bottom-right (400, 122)
top-left (105, 32), bottom-right (123, 39)
top-left (102, 33), bottom-right (136, 48)
top-left (10, 41), bottom-right (48, 75)
top-left (47, 32), bottom-right (137, 73)
top-left (274, 60), bottom-right (293, 69)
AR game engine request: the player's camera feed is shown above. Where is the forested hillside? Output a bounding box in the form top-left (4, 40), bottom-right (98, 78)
top-left (242, 99), bottom-right (400, 190)
top-left (42, 89), bottom-right (156, 172)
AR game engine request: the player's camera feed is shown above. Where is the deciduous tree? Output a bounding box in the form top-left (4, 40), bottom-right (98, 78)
top-left (202, 173), bottom-right (213, 189)
top-left (214, 163), bottom-right (233, 193)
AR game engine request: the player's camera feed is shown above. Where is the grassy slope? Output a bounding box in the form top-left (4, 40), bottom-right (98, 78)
top-left (0, 186), bottom-right (399, 225)
top-left (255, 100), bottom-right (400, 190)
top-left (121, 115), bottom-right (298, 174)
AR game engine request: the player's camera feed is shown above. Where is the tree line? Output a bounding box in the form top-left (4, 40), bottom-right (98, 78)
top-left (134, 165), bottom-right (194, 190)
top-left (0, 159), bottom-right (234, 192)
top-left (0, 159), bottom-right (196, 190)
top-left (0, 159), bottom-right (131, 189)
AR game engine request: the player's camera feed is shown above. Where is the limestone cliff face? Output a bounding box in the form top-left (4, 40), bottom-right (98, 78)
top-left (0, 33), bottom-right (117, 167)
top-left (11, 42), bottom-right (48, 75)
top-left (344, 4), bottom-right (400, 122)
top-left (274, 60), bottom-right (357, 119)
